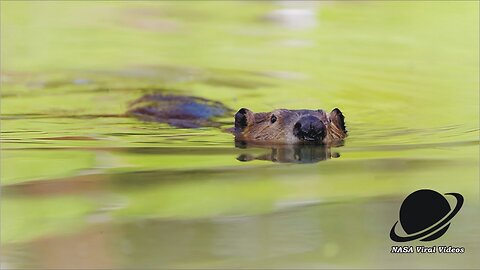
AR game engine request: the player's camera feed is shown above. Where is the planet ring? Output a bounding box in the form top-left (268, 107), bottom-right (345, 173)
top-left (390, 192), bottom-right (464, 242)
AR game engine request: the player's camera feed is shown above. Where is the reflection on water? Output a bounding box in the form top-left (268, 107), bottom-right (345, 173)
top-left (1, 1), bottom-right (479, 269)
top-left (236, 142), bottom-right (340, 163)
top-left (264, 1), bottom-right (320, 30)
top-left (2, 142), bottom-right (478, 268)
top-left (3, 198), bottom-right (479, 269)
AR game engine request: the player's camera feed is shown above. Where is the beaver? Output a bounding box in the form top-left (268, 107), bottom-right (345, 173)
top-left (233, 108), bottom-right (347, 145)
top-left (127, 94), bottom-right (346, 145)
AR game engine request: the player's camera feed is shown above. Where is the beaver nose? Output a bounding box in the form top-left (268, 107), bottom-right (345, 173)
top-left (293, 116), bottom-right (326, 142)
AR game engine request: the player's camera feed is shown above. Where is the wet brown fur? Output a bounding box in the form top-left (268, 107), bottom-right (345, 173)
top-left (234, 108), bottom-right (347, 145)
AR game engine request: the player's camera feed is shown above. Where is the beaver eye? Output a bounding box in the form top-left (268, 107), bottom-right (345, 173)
top-left (270, 114), bottom-right (277, 124)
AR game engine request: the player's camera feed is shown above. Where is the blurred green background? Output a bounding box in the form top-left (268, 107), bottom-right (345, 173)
top-left (1, 1), bottom-right (479, 269)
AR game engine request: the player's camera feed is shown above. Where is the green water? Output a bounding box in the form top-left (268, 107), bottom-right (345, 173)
top-left (1, 1), bottom-right (479, 269)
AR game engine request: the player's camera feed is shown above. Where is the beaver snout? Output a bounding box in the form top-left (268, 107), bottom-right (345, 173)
top-left (293, 116), bottom-right (326, 142)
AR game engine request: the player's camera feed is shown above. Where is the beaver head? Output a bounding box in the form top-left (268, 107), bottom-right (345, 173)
top-left (234, 108), bottom-right (347, 145)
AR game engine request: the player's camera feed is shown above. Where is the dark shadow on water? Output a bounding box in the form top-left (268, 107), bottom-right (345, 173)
top-left (235, 141), bottom-right (341, 164)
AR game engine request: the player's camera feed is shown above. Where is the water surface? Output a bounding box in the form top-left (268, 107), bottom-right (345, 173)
top-left (1, 1), bottom-right (479, 269)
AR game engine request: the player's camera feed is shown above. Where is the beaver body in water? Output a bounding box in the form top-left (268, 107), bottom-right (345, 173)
top-left (128, 94), bottom-right (346, 145)
top-left (127, 94), bottom-right (231, 128)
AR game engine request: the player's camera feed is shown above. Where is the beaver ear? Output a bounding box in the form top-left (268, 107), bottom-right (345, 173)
top-left (330, 108), bottom-right (346, 133)
top-left (235, 108), bottom-right (251, 130)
